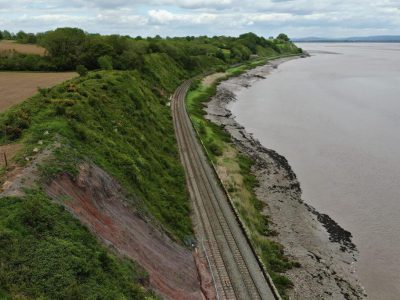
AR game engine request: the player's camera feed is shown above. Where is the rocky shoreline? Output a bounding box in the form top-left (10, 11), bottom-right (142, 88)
top-left (205, 57), bottom-right (366, 299)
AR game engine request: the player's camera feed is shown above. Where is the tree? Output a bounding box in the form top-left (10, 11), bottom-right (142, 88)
top-left (130, 40), bottom-right (149, 55)
top-left (277, 33), bottom-right (290, 42)
top-left (98, 55), bottom-right (113, 70)
top-left (40, 28), bottom-right (86, 70)
top-left (105, 35), bottom-right (130, 55)
top-left (76, 65), bottom-right (88, 76)
top-left (148, 41), bottom-right (162, 53)
top-left (115, 50), bottom-right (143, 70)
top-left (26, 33), bottom-right (37, 44)
top-left (16, 31), bottom-right (28, 42)
top-left (16, 31), bottom-right (37, 44)
top-left (80, 37), bottom-right (114, 69)
top-left (2, 30), bottom-right (13, 40)
top-left (215, 49), bottom-right (226, 62)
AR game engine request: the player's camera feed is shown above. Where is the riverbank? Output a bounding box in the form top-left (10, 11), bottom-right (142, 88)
top-left (204, 57), bottom-right (366, 299)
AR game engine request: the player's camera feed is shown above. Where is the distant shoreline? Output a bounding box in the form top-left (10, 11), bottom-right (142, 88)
top-left (293, 35), bottom-right (400, 43)
top-left (295, 41), bottom-right (400, 43)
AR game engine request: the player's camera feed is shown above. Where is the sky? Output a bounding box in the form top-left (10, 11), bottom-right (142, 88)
top-left (0, 0), bottom-right (399, 38)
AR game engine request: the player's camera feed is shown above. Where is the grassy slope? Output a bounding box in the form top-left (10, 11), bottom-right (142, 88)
top-left (186, 51), bottom-right (301, 298)
top-left (0, 53), bottom-right (192, 298)
top-left (0, 191), bottom-right (152, 299)
top-left (0, 40), bottom-right (300, 298)
top-left (1, 54), bottom-right (191, 241)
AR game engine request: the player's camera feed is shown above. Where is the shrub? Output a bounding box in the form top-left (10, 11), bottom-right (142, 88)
top-left (216, 66), bottom-right (226, 72)
top-left (208, 142), bottom-right (222, 156)
top-left (76, 64), bottom-right (88, 76)
top-left (98, 55), bottom-right (113, 70)
top-left (20, 196), bottom-right (55, 236)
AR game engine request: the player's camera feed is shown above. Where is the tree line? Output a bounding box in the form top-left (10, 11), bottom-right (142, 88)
top-left (0, 30), bottom-right (37, 43)
top-left (0, 28), bottom-right (301, 72)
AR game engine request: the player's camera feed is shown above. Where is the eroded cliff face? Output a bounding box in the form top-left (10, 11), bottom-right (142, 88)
top-left (45, 163), bottom-right (215, 300)
top-left (1, 151), bottom-right (213, 299)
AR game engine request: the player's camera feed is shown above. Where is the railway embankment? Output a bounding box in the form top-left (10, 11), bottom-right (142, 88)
top-left (196, 57), bottom-right (366, 299)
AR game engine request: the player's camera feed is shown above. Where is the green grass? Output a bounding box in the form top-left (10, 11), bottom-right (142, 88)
top-left (0, 190), bottom-right (154, 299)
top-left (0, 68), bottom-right (193, 241)
top-left (186, 81), bottom-right (231, 160)
top-left (0, 55), bottom-right (194, 298)
top-left (185, 56), bottom-right (301, 298)
top-left (0, 38), bottom-right (302, 298)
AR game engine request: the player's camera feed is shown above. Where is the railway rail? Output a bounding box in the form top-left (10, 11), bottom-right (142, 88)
top-left (172, 80), bottom-right (278, 300)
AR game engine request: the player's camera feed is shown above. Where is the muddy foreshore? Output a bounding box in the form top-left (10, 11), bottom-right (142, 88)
top-left (205, 57), bottom-right (367, 299)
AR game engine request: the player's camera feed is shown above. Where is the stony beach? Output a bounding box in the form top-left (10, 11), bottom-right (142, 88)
top-left (205, 58), bottom-right (366, 299)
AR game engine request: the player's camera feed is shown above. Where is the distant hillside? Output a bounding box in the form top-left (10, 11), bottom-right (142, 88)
top-left (293, 35), bottom-right (400, 43)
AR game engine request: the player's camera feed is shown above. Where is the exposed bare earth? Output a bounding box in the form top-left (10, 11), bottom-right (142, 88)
top-left (0, 72), bottom-right (77, 112)
top-left (46, 164), bottom-right (207, 300)
top-left (0, 64), bottom-right (210, 298)
top-left (202, 73), bottom-right (226, 86)
top-left (205, 58), bottom-right (366, 299)
top-left (0, 40), bottom-right (46, 56)
top-left (0, 148), bottom-right (210, 299)
top-left (0, 143), bottom-right (22, 167)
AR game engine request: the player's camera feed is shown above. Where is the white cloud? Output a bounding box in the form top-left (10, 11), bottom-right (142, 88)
top-left (0, 0), bottom-right (399, 38)
top-left (164, 0), bottom-right (233, 9)
top-left (148, 9), bottom-right (217, 25)
top-left (148, 9), bottom-right (175, 24)
top-left (248, 13), bottom-right (294, 22)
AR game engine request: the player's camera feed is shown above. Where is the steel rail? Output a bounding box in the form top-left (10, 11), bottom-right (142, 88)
top-left (172, 81), bottom-right (277, 299)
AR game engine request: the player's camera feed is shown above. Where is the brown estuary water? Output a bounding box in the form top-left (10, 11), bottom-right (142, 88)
top-left (231, 43), bottom-right (400, 299)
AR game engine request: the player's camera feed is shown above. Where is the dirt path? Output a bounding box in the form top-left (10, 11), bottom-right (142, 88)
top-left (202, 73), bottom-right (226, 86)
top-left (0, 72), bottom-right (77, 112)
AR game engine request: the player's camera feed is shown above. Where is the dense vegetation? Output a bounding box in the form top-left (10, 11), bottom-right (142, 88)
top-left (0, 61), bottom-right (190, 298)
top-left (0, 28), bottom-right (301, 71)
top-left (0, 28), bottom-right (300, 298)
top-left (0, 63), bottom-right (190, 239)
top-left (0, 191), bottom-right (153, 299)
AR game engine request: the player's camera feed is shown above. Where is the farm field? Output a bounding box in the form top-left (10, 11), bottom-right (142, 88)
top-left (0, 72), bottom-right (77, 112)
top-left (0, 40), bottom-right (46, 55)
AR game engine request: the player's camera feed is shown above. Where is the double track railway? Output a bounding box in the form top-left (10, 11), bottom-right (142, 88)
top-left (172, 81), bottom-right (277, 300)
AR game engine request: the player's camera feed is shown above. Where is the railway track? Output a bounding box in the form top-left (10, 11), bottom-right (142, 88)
top-left (172, 80), bottom-right (277, 300)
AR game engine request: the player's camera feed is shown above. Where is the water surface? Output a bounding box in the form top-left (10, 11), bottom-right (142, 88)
top-left (231, 43), bottom-right (400, 299)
